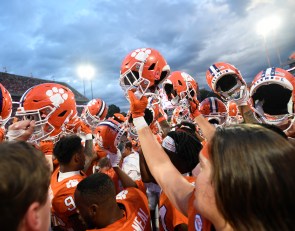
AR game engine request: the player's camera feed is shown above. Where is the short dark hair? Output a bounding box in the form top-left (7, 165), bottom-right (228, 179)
top-left (125, 141), bottom-right (132, 149)
top-left (0, 141), bottom-right (50, 231)
top-left (76, 173), bottom-right (116, 205)
top-left (54, 135), bottom-right (83, 164)
top-left (164, 128), bottom-right (202, 173)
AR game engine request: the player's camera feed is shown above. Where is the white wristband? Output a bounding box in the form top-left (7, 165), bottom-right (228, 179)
top-left (133, 117), bottom-right (148, 131)
top-left (85, 133), bottom-right (93, 140)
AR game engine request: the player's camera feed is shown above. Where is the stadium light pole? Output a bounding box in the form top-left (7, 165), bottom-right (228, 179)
top-left (256, 16), bottom-right (281, 67)
top-left (77, 65), bottom-right (95, 98)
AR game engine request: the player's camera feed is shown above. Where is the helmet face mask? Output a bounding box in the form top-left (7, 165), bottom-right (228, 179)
top-left (120, 62), bottom-right (151, 99)
top-left (16, 106), bottom-right (56, 143)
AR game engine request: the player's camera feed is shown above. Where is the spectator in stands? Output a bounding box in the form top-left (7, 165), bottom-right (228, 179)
top-left (0, 141), bottom-right (51, 231)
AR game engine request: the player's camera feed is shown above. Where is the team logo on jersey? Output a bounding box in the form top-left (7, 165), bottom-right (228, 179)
top-left (194, 214), bottom-right (203, 231)
top-left (116, 189), bottom-right (129, 200)
top-left (66, 179), bottom-right (79, 188)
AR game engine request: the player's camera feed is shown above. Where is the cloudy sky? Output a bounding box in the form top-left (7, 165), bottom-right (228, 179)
top-left (0, 0), bottom-right (294, 110)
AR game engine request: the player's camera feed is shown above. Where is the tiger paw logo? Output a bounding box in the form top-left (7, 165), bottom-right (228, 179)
top-left (46, 87), bottom-right (68, 107)
top-left (66, 179), bottom-right (79, 188)
top-left (181, 72), bottom-right (194, 82)
top-left (116, 190), bottom-right (128, 200)
top-left (131, 48), bottom-right (151, 62)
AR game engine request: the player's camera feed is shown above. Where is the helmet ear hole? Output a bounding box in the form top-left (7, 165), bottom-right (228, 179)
top-left (148, 63), bottom-right (156, 70)
top-left (164, 83), bottom-right (173, 95)
top-left (144, 108), bottom-right (154, 125)
top-left (253, 84), bottom-right (292, 115)
top-left (58, 110), bottom-right (67, 117)
top-left (216, 74), bottom-right (237, 92)
top-left (155, 70), bottom-right (169, 86)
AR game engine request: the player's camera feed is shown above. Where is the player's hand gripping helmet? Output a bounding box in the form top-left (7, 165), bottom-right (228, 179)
top-left (95, 119), bottom-right (127, 154)
top-left (249, 67), bottom-right (295, 129)
top-left (171, 105), bottom-right (193, 126)
top-left (120, 48), bottom-right (170, 99)
top-left (0, 83), bottom-right (12, 127)
top-left (16, 83), bottom-right (77, 143)
top-left (163, 71), bottom-right (198, 106)
top-left (199, 97), bottom-right (228, 126)
top-left (81, 98), bottom-right (108, 129)
top-left (206, 62), bottom-right (246, 101)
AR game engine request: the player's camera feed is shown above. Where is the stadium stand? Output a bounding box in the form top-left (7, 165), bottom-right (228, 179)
top-left (0, 72), bottom-right (88, 103)
top-left (0, 72), bottom-right (88, 116)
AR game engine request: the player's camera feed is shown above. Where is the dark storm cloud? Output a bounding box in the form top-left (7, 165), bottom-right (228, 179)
top-left (0, 0), bottom-right (294, 111)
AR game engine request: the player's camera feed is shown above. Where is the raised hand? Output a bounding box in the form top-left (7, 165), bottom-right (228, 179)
top-left (128, 90), bottom-right (148, 118)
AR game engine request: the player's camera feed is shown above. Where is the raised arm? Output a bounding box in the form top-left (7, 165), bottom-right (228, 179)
top-left (129, 90), bottom-right (194, 215)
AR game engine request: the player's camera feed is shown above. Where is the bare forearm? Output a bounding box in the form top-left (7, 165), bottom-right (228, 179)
top-left (194, 115), bottom-right (216, 141)
top-left (137, 125), bottom-right (193, 215)
top-left (239, 105), bottom-right (259, 123)
top-left (113, 166), bottom-right (138, 188)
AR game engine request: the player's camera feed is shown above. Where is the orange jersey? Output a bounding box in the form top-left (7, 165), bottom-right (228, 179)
top-left (188, 190), bottom-right (212, 231)
top-left (50, 168), bottom-right (86, 230)
top-left (88, 187), bottom-right (151, 231)
top-left (159, 176), bottom-right (195, 231)
top-left (101, 167), bottom-right (121, 194)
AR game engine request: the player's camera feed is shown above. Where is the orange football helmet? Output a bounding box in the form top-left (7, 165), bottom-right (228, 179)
top-left (95, 119), bottom-right (127, 154)
top-left (16, 83), bottom-right (77, 143)
top-left (249, 67), bottom-right (295, 128)
top-left (171, 105), bottom-right (193, 126)
top-left (163, 71), bottom-right (198, 105)
top-left (206, 62), bottom-right (245, 100)
top-left (120, 48), bottom-right (170, 99)
top-left (0, 83), bottom-right (12, 126)
top-left (227, 101), bottom-right (243, 124)
top-left (81, 98), bottom-right (108, 128)
top-left (199, 97), bottom-right (228, 126)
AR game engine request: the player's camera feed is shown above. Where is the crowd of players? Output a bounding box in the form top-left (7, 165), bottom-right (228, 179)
top-left (0, 47), bottom-right (295, 231)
